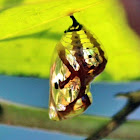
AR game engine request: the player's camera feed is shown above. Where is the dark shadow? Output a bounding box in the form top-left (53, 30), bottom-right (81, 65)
top-left (0, 105), bottom-right (4, 122)
top-left (98, 71), bottom-right (113, 81)
top-left (0, 105), bottom-right (3, 116)
top-left (0, 72), bottom-right (44, 79)
top-left (0, 0), bottom-right (24, 13)
top-left (128, 76), bottom-right (140, 81)
top-left (0, 29), bottom-right (62, 42)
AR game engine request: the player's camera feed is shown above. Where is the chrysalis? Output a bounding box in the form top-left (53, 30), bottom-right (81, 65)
top-left (49, 15), bottom-right (107, 121)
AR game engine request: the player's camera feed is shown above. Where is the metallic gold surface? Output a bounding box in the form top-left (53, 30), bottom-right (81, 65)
top-left (49, 16), bottom-right (107, 121)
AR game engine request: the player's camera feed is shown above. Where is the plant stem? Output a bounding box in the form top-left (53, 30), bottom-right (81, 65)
top-left (86, 90), bottom-right (140, 140)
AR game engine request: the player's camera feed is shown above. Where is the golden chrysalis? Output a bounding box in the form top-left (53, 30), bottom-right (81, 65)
top-left (49, 15), bottom-right (107, 121)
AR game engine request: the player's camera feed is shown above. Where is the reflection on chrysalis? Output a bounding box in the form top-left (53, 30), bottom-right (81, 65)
top-left (49, 15), bottom-right (107, 121)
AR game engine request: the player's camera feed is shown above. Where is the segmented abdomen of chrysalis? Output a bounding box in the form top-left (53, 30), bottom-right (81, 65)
top-left (49, 15), bottom-right (107, 121)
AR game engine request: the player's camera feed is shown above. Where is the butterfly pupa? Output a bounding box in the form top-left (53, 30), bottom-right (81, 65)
top-left (49, 15), bottom-right (107, 121)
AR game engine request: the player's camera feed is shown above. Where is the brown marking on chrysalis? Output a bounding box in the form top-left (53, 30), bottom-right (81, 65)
top-left (57, 44), bottom-right (106, 118)
top-left (82, 27), bottom-right (107, 77)
top-left (50, 16), bottom-right (107, 120)
top-left (58, 43), bottom-right (75, 73)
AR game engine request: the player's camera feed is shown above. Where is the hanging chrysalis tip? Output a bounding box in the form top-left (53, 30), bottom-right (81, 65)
top-left (70, 15), bottom-right (79, 27)
top-left (64, 15), bottom-right (82, 33)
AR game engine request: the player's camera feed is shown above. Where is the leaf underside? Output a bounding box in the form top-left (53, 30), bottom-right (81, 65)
top-left (0, 0), bottom-right (140, 81)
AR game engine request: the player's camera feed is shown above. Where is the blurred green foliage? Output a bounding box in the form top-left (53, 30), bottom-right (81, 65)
top-left (0, 99), bottom-right (140, 139)
top-left (0, 0), bottom-right (139, 81)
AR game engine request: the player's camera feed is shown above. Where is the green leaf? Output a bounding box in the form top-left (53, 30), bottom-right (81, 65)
top-left (0, 0), bottom-right (140, 81)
